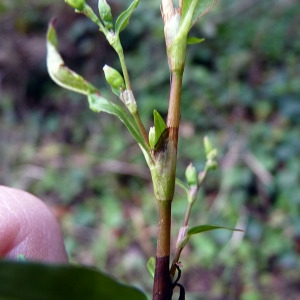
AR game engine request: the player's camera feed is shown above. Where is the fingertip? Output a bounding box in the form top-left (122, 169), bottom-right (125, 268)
top-left (0, 186), bottom-right (68, 263)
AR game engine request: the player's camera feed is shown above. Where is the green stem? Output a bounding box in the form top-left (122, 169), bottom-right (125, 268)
top-left (132, 111), bottom-right (150, 147)
top-left (117, 47), bottom-right (131, 91)
top-left (114, 40), bottom-right (149, 147)
top-left (81, 4), bottom-right (107, 33)
top-left (117, 43), bottom-right (150, 147)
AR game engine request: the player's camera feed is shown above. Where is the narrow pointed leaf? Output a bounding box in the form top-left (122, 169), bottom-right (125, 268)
top-left (153, 110), bottom-right (166, 147)
top-left (192, 0), bottom-right (219, 25)
top-left (187, 36), bottom-right (205, 45)
top-left (88, 93), bottom-right (148, 151)
top-left (0, 260), bottom-right (147, 300)
top-left (188, 224), bottom-right (244, 236)
top-left (115, 0), bottom-right (140, 35)
top-left (47, 20), bottom-right (98, 95)
top-left (146, 257), bottom-right (155, 279)
top-left (153, 128), bottom-right (169, 151)
top-left (180, 0), bottom-right (198, 34)
top-left (181, 0), bottom-right (219, 30)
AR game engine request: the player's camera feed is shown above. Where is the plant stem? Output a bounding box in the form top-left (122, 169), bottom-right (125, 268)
top-left (167, 71), bottom-right (183, 146)
top-left (118, 48), bottom-right (131, 91)
top-left (183, 202), bottom-right (193, 227)
top-left (170, 202), bottom-right (192, 278)
top-left (116, 43), bottom-right (149, 147)
top-left (161, 0), bottom-right (174, 20)
top-left (152, 72), bottom-right (184, 299)
top-left (170, 183), bottom-right (200, 277)
top-left (132, 111), bottom-right (150, 147)
top-left (170, 247), bottom-right (182, 279)
top-left (153, 200), bottom-right (173, 300)
top-left (153, 5), bottom-right (185, 295)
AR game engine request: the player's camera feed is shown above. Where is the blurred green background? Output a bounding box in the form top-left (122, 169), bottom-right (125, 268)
top-left (1, 0), bottom-right (300, 299)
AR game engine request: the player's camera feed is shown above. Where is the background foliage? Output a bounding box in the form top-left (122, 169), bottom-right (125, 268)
top-left (1, 0), bottom-right (300, 299)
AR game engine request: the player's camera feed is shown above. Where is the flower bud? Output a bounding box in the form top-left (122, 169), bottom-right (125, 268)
top-left (98, 0), bottom-right (114, 30)
top-left (149, 127), bottom-right (156, 149)
top-left (207, 148), bottom-right (218, 161)
top-left (204, 135), bottom-right (213, 156)
top-left (103, 65), bottom-right (125, 94)
top-left (65, 0), bottom-right (86, 11)
top-left (206, 159), bottom-right (218, 171)
top-left (185, 163), bottom-right (198, 186)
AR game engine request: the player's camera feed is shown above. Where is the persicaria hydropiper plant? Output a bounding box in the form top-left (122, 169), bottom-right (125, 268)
top-left (47, 0), bottom-right (242, 299)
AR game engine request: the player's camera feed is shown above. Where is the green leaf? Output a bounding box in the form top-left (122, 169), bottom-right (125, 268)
top-left (204, 135), bottom-right (213, 155)
top-left (47, 20), bottom-right (98, 95)
top-left (188, 224), bottom-right (244, 236)
top-left (115, 0), bottom-right (140, 35)
top-left (0, 260), bottom-right (147, 300)
top-left (146, 257), bottom-right (155, 279)
top-left (187, 36), bottom-right (205, 45)
top-left (153, 110), bottom-right (166, 146)
top-left (88, 93), bottom-right (148, 151)
top-left (180, 0), bottom-right (198, 35)
top-left (153, 128), bottom-right (169, 151)
top-left (181, 0), bottom-right (219, 31)
top-left (65, 0), bottom-right (86, 11)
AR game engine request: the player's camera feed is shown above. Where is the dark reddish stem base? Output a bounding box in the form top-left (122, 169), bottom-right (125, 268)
top-left (153, 256), bottom-right (173, 300)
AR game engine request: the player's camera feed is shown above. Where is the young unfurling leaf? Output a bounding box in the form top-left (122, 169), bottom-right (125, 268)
top-left (146, 257), bottom-right (155, 279)
top-left (188, 224), bottom-right (244, 236)
top-left (149, 110), bottom-right (168, 151)
top-left (181, 0), bottom-right (219, 31)
top-left (65, 0), bottom-right (86, 11)
top-left (154, 110), bottom-right (166, 144)
top-left (115, 0), bottom-right (140, 35)
top-left (187, 36), bottom-right (205, 45)
top-left (46, 20), bottom-right (98, 95)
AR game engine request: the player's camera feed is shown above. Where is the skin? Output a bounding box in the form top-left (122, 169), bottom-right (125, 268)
top-left (0, 185), bottom-right (68, 263)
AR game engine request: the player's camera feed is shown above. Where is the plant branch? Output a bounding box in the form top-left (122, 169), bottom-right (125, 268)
top-left (132, 110), bottom-right (150, 147)
top-left (170, 202), bottom-right (192, 278)
top-left (170, 201), bottom-right (192, 278)
top-left (113, 39), bottom-right (149, 147)
top-left (170, 246), bottom-right (183, 279)
top-left (117, 47), bottom-right (131, 91)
